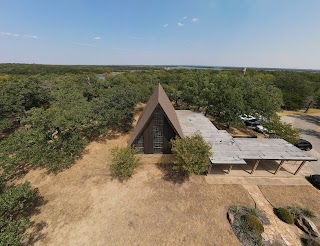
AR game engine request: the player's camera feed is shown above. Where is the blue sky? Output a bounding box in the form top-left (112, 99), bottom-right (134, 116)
top-left (0, 0), bottom-right (319, 69)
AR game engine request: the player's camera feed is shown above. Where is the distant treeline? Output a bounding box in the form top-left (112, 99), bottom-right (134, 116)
top-left (0, 63), bottom-right (163, 75)
top-left (1, 64), bottom-right (320, 111)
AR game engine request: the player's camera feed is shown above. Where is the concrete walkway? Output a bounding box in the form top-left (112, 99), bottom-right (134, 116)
top-left (243, 185), bottom-right (302, 246)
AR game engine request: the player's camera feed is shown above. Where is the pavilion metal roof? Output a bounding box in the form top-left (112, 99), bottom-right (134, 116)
top-left (175, 110), bottom-right (318, 165)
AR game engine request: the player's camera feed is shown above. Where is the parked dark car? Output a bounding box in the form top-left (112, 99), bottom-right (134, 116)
top-left (294, 139), bottom-right (312, 151)
top-left (244, 119), bottom-right (260, 126)
top-left (308, 174), bottom-right (320, 189)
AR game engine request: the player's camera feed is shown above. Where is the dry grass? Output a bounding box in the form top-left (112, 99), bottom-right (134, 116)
top-left (277, 108), bottom-right (320, 116)
top-left (259, 185), bottom-right (320, 228)
top-left (15, 132), bottom-right (254, 246)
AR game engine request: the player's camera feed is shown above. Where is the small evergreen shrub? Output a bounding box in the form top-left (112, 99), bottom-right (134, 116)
top-left (243, 214), bottom-right (264, 234)
top-left (110, 147), bottom-right (140, 181)
top-left (276, 207), bottom-right (294, 224)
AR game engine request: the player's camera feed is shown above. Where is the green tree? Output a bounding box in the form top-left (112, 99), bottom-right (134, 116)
top-left (0, 77), bottom-right (51, 132)
top-left (264, 116), bottom-right (300, 144)
top-left (171, 134), bottom-right (212, 175)
top-left (208, 75), bottom-right (245, 127)
top-left (273, 73), bottom-right (316, 110)
top-left (243, 76), bottom-right (283, 118)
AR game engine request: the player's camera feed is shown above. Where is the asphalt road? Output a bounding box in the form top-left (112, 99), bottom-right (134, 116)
top-left (282, 113), bottom-right (320, 174)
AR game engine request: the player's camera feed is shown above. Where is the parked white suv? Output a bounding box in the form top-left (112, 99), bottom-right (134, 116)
top-left (239, 114), bottom-right (256, 121)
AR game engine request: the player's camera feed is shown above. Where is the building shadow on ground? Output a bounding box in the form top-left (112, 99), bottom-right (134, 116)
top-left (156, 155), bottom-right (189, 184)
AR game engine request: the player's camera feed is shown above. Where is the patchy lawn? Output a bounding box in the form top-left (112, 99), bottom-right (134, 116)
top-left (259, 185), bottom-right (320, 228)
top-left (16, 134), bottom-right (254, 246)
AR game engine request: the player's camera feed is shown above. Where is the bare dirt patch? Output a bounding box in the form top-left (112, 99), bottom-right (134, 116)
top-left (259, 185), bottom-right (320, 229)
top-left (15, 132), bottom-right (255, 246)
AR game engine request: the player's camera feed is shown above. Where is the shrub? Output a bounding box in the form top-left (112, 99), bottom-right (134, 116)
top-left (110, 147), bottom-right (140, 181)
top-left (247, 208), bottom-right (262, 218)
top-left (288, 206), bottom-right (316, 219)
top-left (229, 205), bottom-right (242, 215)
top-left (171, 134), bottom-right (212, 175)
top-left (243, 214), bottom-right (264, 234)
top-left (276, 207), bottom-right (294, 224)
top-left (301, 207), bottom-right (316, 218)
top-left (234, 217), bottom-right (263, 246)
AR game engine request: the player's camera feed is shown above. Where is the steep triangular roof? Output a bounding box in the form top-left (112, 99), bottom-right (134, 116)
top-left (128, 84), bottom-right (183, 146)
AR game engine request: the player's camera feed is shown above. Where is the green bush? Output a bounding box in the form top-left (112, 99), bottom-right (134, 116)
top-left (276, 207), bottom-right (294, 224)
top-left (171, 134), bottom-right (212, 175)
top-left (110, 147), bottom-right (140, 181)
top-left (243, 214), bottom-right (264, 234)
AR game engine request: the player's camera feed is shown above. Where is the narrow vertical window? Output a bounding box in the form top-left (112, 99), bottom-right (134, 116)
top-left (153, 108), bottom-right (164, 153)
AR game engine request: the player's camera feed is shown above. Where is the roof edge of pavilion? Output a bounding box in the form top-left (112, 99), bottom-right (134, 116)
top-left (175, 110), bottom-right (318, 166)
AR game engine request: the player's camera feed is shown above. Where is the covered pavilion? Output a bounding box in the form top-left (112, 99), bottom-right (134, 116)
top-left (176, 110), bottom-right (317, 175)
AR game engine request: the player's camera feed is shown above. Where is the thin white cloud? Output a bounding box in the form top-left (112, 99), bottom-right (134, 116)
top-left (94, 36), bottom-right (102, 40)
top-left (72, 42), bottom-right (95, 47)
top-left (183, 16), bottom-right (187, 19)
top-left (191, 17), bottom-right (199, 23)
top-left (129, 36), bottom-right (143, 39)
top-left (163, 24), bottom-right (169, 28)
top-left (0, 32), bottom-right (39, 39)
top-left (177, 22), bottom-right (184, 27)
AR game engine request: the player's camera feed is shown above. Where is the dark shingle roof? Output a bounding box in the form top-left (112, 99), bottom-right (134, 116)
top-left (128, 83), bottom-right (183, 146)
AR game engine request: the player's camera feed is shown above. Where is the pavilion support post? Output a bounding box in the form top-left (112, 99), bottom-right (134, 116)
top-left (294, 161), bottom-right (306, 175)
top-left (251, 160), bottom-right (260, 174)
top-left (274, 160), bottom-right (285, 175)
top-left (208, 164), bottom-right (212, 174)
top-left (227, 165), bottom-right (233, 174)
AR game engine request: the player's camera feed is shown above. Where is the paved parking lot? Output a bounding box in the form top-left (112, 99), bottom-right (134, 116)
top-left (282, 113), bottom-right (320, 174)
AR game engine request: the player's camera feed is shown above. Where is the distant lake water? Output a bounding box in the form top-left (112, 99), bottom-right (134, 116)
top-left (97, 74), bottom-right (106, 80)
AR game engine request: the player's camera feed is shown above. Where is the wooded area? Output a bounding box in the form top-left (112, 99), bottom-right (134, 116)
top-left (0, 64), bottom-right (320, 244)
top-left (1, 64), bottom-right (320, 179)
